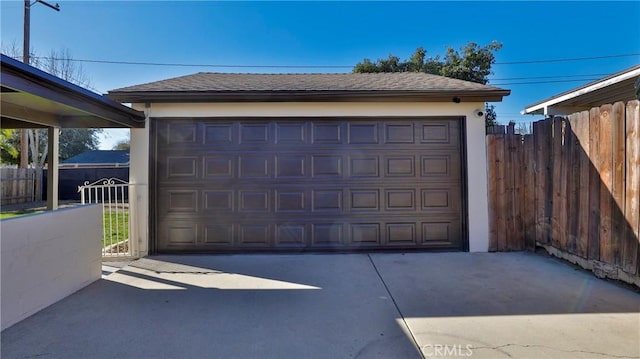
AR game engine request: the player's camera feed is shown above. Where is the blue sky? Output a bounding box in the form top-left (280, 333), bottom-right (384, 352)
top-left (2, 1), bottom-right (639, 149)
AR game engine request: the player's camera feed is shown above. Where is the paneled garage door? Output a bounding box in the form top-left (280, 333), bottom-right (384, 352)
top-left (152, 118), bottom-right (466, 252)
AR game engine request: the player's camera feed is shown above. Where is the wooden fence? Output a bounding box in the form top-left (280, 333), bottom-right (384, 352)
top-left (487, 100), bottom-right (640, 285)
top-left (0, 168), bottom-right (42, 206)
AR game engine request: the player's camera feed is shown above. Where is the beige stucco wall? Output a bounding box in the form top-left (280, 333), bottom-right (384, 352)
top-left (130, 119), bottom-right (150, 257)
top-left (1, 204), bottom-right (102, 331)
top-left (131, 102), bottom-right (490, 252)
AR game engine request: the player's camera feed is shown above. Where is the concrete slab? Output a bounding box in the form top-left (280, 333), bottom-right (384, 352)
top-left (2, 252), bottom-right (639, 359)
top-left (370, 252), bottom-right (640, 358)
top-left (1, 254), bottom-right (420, 359)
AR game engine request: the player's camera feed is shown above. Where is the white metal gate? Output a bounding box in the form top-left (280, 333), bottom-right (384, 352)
top-left (78, 178), bottom-right (137, 259)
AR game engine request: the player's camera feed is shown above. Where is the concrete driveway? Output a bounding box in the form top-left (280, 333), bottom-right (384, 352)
top-left (2, 252), bottom-right (639, 359)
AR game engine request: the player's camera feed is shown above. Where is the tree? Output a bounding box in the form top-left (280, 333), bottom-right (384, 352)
top-left (1, 41), bottom-right (101, 166)
top-left (0, 129), bottom-right (20, 164)
top-left (485, 104), bottom-right (498, 127)
top-left (354, 41), bottom-right (503, 126)
top-left (59, 129), bottom-right (101, 160)
top-left (112, 139), bottom-right (130, 151)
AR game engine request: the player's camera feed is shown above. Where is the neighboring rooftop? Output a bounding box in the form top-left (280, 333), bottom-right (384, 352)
top-left (108, 72), bottom-right (510, 103)
top-left (62, 150), bottom-right (129, 165)
top-left (523, 64), bottom-right (640, 116)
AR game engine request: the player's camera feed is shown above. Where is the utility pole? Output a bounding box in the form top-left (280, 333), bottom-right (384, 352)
top-left (20, 0), bottom-right (60, 168)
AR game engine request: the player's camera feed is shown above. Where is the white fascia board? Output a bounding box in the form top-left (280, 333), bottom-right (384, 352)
top-left (523, 67), bottom-right (640, 115)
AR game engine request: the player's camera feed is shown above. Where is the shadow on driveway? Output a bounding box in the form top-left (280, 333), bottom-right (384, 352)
top-left (2, 252), bottom-right (639, 359)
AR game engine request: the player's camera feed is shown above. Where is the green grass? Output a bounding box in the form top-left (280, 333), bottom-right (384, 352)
top-left (102, 211), bottom-right (129, 248)
top-left (0, 211), bottom-right (40, 219)
top-left (1, 209), bottom-right (129, 249)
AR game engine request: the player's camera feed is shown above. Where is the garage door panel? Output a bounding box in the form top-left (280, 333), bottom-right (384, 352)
top-left (164, 190), bottom-right (198, 213)
top-left (166, 122), bottom-right (199, 145)
top-left (161, 156), bottom-right (198, 179)
top-left (239, 156), bottom-right (271, 178)
top-left (239, 224), bottom-right (271, 246)
top-left (384, 122), bottom-right (415, 144)
top-left (275, 123), bottom-right (307, 144)
top-left (204, 156), bottom-right (234, 178)
top-left (276, 190), bottom-right (307, 212)
top-left (421, 187), bottom-right (461, 212)
top-left (160, 222), bottom-right (198, 247)
top-left (349, 223), bottom-right (381, 245)
top-left (385, 189), bottom-right (416, 211)
top-left (312, 189), bottom-right (344, 212)
top-left (422, 220), bottom-right (462, 246)
top-left (311, 223), bottom-right (344, 246)
top-left (205, 123), bottom-right (235, 145)
top-left (275, 155), bottom-right (306, 178)
top-left (154, 118), bottom-right (465, 252)
top-left (421, 154), bottom-right (460, 179)
top-left (349, 189), bottom-right (380, 211)
top-left (312, 122), bottom-right (343, 144)
top-left (239, 190), bottom-right (270, 212)
top-left (275, 224), bottom-right (307, 246)
top-left (348, 122), bottom-right (379, 144)
top-left (203, 224), bottom-right (234, 245)
top-left (386, 223), bottom-right (418, 245)
top-left (239, 123), bottom-right (270, 144)
top-left (311, 155), bottom-right (343, 177)
top-left (420, 121), bottom-right (459, 145)
top-left (349, 156), bottom-right (380, 177)
top-left (203, 190), bottom-right (234, 211)
top-left (384, 156), bottom-right (415, 177)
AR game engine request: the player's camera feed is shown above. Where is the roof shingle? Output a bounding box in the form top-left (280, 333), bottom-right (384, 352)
top-left (108, 72), bottom-right (510, 103)
top-left (112, 72), bottom-right (505, 93)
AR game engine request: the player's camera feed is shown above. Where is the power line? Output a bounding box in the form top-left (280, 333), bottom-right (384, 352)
top-left (488, 73), bottom-right (611, 80)
top-left (494, 53), bottom-right (639, 65)
top-left (30, 56), bottom-right (352, 68)
top-left (490, 78), bottom-right (601, 86)
top-left (29, 52), bottom-right (640, 69)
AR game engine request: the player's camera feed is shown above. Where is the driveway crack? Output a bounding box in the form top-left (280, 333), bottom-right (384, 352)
top-left (367, 254), bottom-right (425, 359)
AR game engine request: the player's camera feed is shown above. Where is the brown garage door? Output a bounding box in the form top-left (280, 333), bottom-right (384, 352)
top-left (152, 117), bottom-right (466, 252)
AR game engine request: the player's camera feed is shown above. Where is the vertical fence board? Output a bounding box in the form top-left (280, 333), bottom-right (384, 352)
top-left (487, 134), bottom-right (498, 251)
top-left (508, 131), bottom-right (521, 250)
top-left (566, 115), bottom-right (580, 254)
top-left (559, 119), bottom-right (570, 251)
top-left (623, 100), bottom-right (640, 275)
top-left (576, 110), bottom-right (591, 258)
top-left (495, 135), bottom-right (507, 250)
top-left (599, 104), bottom-right (614, 263)
top-left (504, 132), bottom-right (514, 250)
top-left (523, 134), bottom-right (536, 250)
top-left (515, 133), bottom-right (526, 250)
top-left (611, 102), bottom-right (626, 266)
top-left (533, 121), bottom-right (545, 244)
top-left (588, 107), bottom-right (601, 260)
top-left (551, 118), bottom-right (563, 248)
top-left (542, 119), bottom-right (554, 245)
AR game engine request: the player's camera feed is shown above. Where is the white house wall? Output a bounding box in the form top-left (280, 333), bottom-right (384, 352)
top-left (0, 204), bottom-right (102, 331)
top-left (131, 102), bottom-right (490, 252)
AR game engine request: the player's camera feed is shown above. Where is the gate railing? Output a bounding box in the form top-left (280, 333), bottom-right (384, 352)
top-left (78, 178), bottom-right (137, 259)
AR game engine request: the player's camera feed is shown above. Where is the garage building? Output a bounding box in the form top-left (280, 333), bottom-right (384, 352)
top-left (108, 72), bottom-right (509, 253)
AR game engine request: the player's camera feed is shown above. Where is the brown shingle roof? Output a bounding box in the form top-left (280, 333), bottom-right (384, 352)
top-left (108, 72), bottom-right (510, 103)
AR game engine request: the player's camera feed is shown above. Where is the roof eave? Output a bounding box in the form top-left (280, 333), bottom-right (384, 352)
top-left (107, 89), bottom-right (511, 104)
top-left (1, 54), bottom-right (146, 128)
top-left (523, 65), bottom-right (640, 115)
